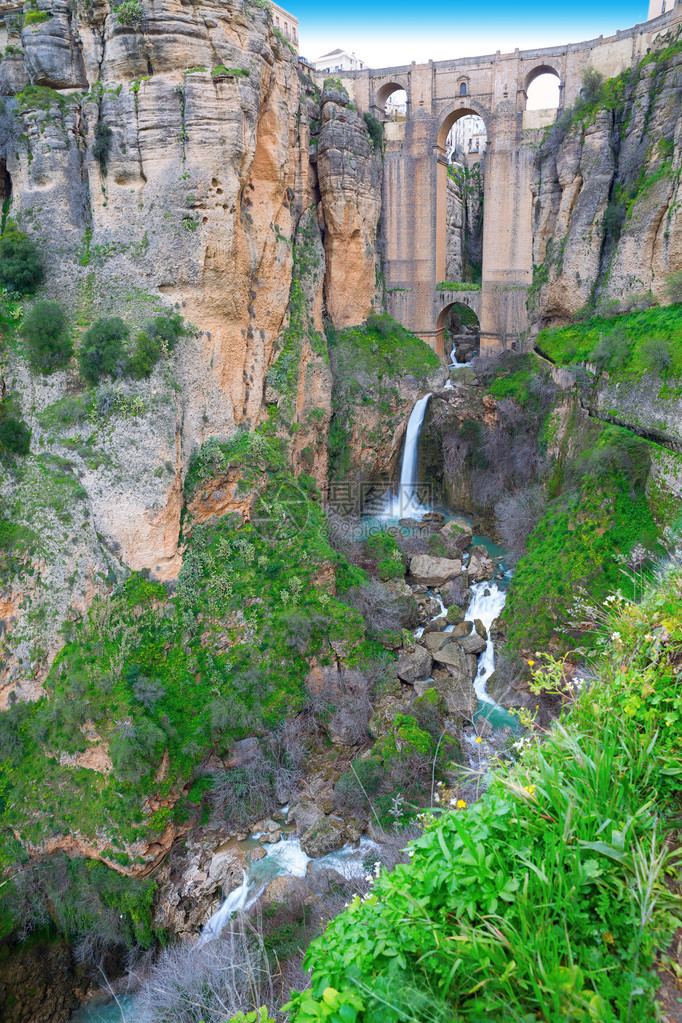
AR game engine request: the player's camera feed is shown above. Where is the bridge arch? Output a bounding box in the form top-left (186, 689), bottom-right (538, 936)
top-left (522, 64), bottom-right (562, 109)
top-left (434, 295), bottom-right (482, 359)
top-left (437, 102), bottom-right (490, 151)
top-left (373, 80), bottom-right (409, 117)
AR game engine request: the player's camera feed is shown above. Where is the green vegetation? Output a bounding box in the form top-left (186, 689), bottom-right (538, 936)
top-left (436, 281), bottom-right (481, 291)
top-left (363, 111), bottom-right (384, 151)
top-left (0, 415), bottom-right (30, 456)
top-left (23, 10), bottom-right (50, 26)
top-left (364, 530), bottom-right (405, 581)
top-left (78, 316), bottom-right (129, 383)
top-left (288, 570), bottom-right (682, 1021)
top-left (92, 119), bottom-right (113, 173)
top-left (536, 305), bottom-right (682, 382)
top-left (486, 353), bottom-right (546, 410)
top-left (327, 314), bottom-right (440, 480)
top-left (505, 425), bottom-right (658, 649)
top-left (0, 221), bottom-right (42, 295)
top-left (211, 66), bottom-right (250, 78)
top-left (0, 432), bottom-right (374, 936)
top-left (112, 0), bottom-right (143, 27)
top-left (21, 300), bottom-right (72, 374)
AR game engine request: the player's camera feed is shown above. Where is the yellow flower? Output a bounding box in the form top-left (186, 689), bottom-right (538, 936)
top-left (475, 736), bottom-right (483, 743)
top-left (525, 784), bottom-right (536, 795)
top-left (603, 931), bottom-right (614, 945)
top-left (456, 799), bottom-right (467, 809)
top-left (527, 659), bottom-right (535, 667)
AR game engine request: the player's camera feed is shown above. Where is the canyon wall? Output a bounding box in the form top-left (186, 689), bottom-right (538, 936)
top-left (0, 0), bottom-right (383, 704)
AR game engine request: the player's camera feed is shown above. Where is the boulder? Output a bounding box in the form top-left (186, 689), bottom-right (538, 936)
top-left (451, 620), bottom-right (473, 639)
top-left (410, 555), bottom-right (462, 586)
top-left (441, 518), bottom-right (473, 555)
top-left (291, 800), bottom-right (325, 836)
top-left (449, 367), bottom-right (476, 387)
top-left (422, 511), bottom-right (444, 523)
top-left (486, 670), bottom-right (537, 710)
top-left (490, 615), bottom-right (505, 639)
top-left (432, 640), bottom-right (475, 676)
top-left (300, 815), bottom-right (346, 858)
top-left (396, 645), bottom-right (433, 683)
top-left (467, 551), bottom-right (496, 582)
top-left (458, 633), bottom-right (487, 655)
top-left (446, 604), bottom-right (465, 624)
top-left (414, 673), bottom-right (477, 717)
top-left (424, 616), bottom-right (447, 633)
top-left (474, 619), bottom-right (488, 640)
top-left (421, 631), bottom-right (451, 653)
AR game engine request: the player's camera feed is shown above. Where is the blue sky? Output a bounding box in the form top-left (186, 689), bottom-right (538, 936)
top-left (296, 0), bottom-right (647, 68)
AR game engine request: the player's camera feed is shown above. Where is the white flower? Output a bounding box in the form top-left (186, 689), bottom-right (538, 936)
top-left (611, 631), bottom-right (622, 642)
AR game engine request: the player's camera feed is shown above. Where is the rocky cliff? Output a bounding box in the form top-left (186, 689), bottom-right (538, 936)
top-left (530, 37), bottom-right (682, 325)
top-left (0, 0), bottom-right (384, 705)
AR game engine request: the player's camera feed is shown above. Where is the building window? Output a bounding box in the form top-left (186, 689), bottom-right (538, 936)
top-left (275, 16), bottom-right (279, 25)
top-left (460, 82), bottom-right (467, 96)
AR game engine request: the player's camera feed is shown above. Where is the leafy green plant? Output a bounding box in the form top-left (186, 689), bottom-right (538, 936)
top-left (21, 300), bottom-right (72, 373)
top-left (0, 221), bottom-right (42, 295)
top-left (92, 119), bottom-right (113, 172)
top-left (363, 111), bottom-right (383, 151)
top-left (78, 316), bottom-right (129, 383)
top-left (0, 416), bottom-right (30, 456)
top-left (23, 10), bottom-right (50, 26)
top-left (113, 0), bottom-right (143, 27)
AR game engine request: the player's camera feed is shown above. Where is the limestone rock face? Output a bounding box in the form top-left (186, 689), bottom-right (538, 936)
top-left (317, 84), bottom-right (382, 327)
top-left (410, 554), bottom-right (462, 586)
top-left (445, 174), bottom-right (464, 281)
top-left (0, 0), bottom-right (383, 700)
top-left (531, 51), bottom-right (682, 323)
top-left (414, 670), bottom-right (477, 717)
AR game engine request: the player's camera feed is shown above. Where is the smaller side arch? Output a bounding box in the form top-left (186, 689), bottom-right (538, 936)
top-left (523, 63), bottom-right (560, 95)
top-left (374, 80), bottom-right (409, 116)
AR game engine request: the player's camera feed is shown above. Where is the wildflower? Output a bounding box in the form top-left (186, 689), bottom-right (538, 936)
top-left (475, 736), bottom-right (482, 744)
top-left (525, 785), bottom-right (536, 795)
top-left (611, 631), bottom-right (622, 642)
top-left (644, 633), bottom-right (654, 642)
top-left (456, 799), bottom-right (467, 809)
top-left (603, 931), bottom-right (614, 944)
top-left (527, 659), bottom-right (535, 667)
top-left (535, 704), bottom-right (539, 710)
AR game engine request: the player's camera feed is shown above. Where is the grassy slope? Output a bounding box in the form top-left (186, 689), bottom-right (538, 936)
top-left (288, 569), bottom-right (682, 1022)
top-left (536, 305), bottom-right (682, 383)
top-left (0, 431), bottom-right (375, 939)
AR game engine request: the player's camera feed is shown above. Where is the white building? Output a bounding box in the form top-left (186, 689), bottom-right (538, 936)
top-left (271, 2), bottom-right (299, 51)
top-left (310, 49), bottom-right (370, 73)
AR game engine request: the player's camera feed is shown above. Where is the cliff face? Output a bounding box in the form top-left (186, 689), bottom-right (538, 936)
top-left (530, 44), bottom-right (682, 325)
top-left (0, 0), bottom-right (384, 704)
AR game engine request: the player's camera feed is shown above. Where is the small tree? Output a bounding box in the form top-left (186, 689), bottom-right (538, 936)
top-left (0, 416), bottom-right (30, 456)
top-left (129, 331), bottom-right (161, 379)
top-left (0, 222), bottom-right (43, 294)
top-left (642, 338), bottom-right (673, 380)
top-left (665, 270), bottom-right (682, 305)
top-left (92, 120), bottom-right (112, 173)
top-left (580, 67), bottom-right (604, 105)
top-left (78, 316), bottom-right (129, 383)
top-left (22, 301), bottom-right (72, 373)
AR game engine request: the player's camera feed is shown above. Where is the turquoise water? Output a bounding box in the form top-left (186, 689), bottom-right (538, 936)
top-left (70, 994), bottom-right (135, 1023)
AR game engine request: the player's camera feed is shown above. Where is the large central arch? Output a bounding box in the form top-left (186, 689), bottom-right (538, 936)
top-left (435, 105), bottom-right (489, 288)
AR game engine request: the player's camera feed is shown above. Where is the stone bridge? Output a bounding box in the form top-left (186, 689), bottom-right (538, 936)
top-left (335, 3), bottom-right (682, 357)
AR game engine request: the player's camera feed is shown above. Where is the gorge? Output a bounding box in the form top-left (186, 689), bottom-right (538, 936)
top-left (2, 0), bottom-right (682, 1019)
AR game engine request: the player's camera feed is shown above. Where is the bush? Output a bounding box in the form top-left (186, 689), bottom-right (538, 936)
top-left (0, 416), bottom-right (30, 456)
top-left (363, 111), bottom-right (383, 151)
top-left (147, 311), bottom-right (186, 350)
top-left (580, 67), bottom-right (603, 104)
top-left (665, 269), bottom-right (682, 305)
top-left (0, 222), bottom-right (43, 295)
top-left (129, 332), bottom-right (160, 379)
top-left (22, 301), bottom-right (72, 373)
top-left (78, 316), bottom-right (129, 383)
top-left (92, 120), bottom-right (113, 172)
top-left (642, 337), bottom-right (673, 378)
top-left (113, 0), bottom-right (143, 27)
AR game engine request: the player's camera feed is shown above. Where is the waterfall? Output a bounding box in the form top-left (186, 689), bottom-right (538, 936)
top-left (465, 579), bottom-right (507, 702)
top-left (200, 871), bottom-right (252, 942)
top-left (387, 393), bottom-right (431, 518)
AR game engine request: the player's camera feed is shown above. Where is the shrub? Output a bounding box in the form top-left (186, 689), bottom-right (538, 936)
top-left (92, 120), bottom-right (113, 172)
top-left (580, 66), bottom-right (604, 104)
top-left (129, 332), bottom-right (160, 379)
top-left (78, 316), bottom-right (129, 383)
top-left (147, 311), bottom-right (186, 350)
top-left (0, 222), bottom-right (43, 294)
top-left (22, 300), bottom-right (72, 373)
top-left (665, 269), bottom-right (682, 305)
top-left (113, 0), bottom-right (143, 27)
top-left (0, 416), bottom-right (30, 456)
top-left (642, 337), bottom-right (672, 378)
top-left (363, 111), bottom-right (383, 151)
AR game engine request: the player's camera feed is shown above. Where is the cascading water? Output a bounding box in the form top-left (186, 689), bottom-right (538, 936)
top-left (466, 579), bottom-right (508, 702)
top-left (387, 393), bottom-right (431, 518)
